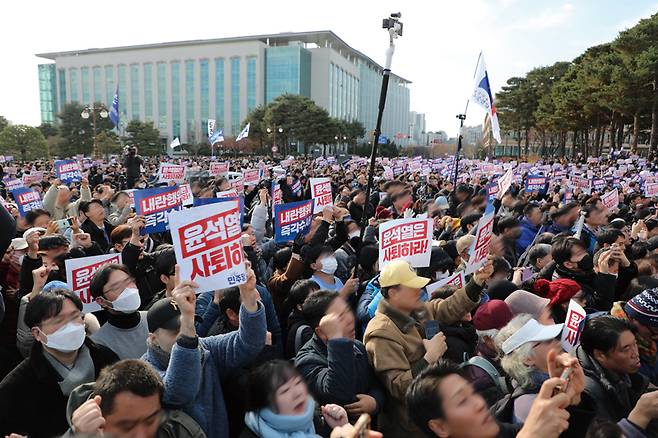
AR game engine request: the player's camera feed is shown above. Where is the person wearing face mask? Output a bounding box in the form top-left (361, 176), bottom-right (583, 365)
top-left (142, 265), bottom-right (267, 438)
top-left (88, 264), bottom-right (149, 359)
top-left (307, 245), bottom-right (359, 299)
top-left (0, 289), bottom-right (118, 437)
top-left (334, 221), bottom-right (363, 283)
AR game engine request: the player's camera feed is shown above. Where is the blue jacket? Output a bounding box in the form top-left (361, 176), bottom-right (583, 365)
top-left (357, 276), bottom-right (380, 332)
top-left (143, 303), bottom-right (267, 438)
top-left (516, 217), bottom-right (540, 255)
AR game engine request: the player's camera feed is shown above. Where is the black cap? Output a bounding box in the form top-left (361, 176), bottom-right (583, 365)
top-left (38, 235), bottom-right (70, 252)
top-left (648, 236), bottom-right (658, 252)
top-left (147, 297), bottom-right (181, 333)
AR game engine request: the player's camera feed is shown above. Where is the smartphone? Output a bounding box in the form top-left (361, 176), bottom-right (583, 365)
top-left (348, 414), bottom-right (371, 438)
top-left (521, 267), bottom-right (533, 282)
top-left (424, 320), bottom-right (441, 340)
top-left (54, 217), bottom-right (73, 230)
top-left (553, 366), bottom-right (574, 396)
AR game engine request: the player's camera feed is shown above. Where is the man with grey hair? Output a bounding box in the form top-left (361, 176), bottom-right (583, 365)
top-left (527, 243), bottom-right (553, 273)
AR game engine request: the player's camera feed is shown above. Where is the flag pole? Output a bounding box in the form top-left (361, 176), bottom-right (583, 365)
top-left (357, 13), bottom-right (403, 274)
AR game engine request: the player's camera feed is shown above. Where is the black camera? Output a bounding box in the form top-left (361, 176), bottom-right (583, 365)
top-left (382, 13), bottom-right (403, 35)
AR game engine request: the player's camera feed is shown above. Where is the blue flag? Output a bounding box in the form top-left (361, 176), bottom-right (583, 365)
top-left (209, 129), bottom-right (224, 145)
top-left (109, 85), bottom-right (120, 128)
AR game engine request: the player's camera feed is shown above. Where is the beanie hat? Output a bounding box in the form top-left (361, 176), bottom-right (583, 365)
top-left (504, 290), bottom-right (550, 320)
top-left (625, 288), bottom-right (658, 327)
top-left (533, 278), bottom-right (581, 308)
top-left (473, 300), bottom-right (513, 331)
top-left (375, 205), bottom-right (392, 220)
top-left (42, 281), bottom-right (71, 293)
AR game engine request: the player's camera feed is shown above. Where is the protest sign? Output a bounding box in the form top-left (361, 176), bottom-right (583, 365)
top-left (274, 199), bottom-right (314, 243)
top-left (54, 159), bottom-right (83, 184)
top-left (217, 189), bottom-right (239, 199)
top-left (158, 164), bottom-right (186, 183)
top-left (11, 188), bottom-right (43, 216)
top-left (497, 168), bottom-right (514, 199)
top-left (486, 182), bottom-right (499, 201)
top-left (310, 177), bottom-right (333, 214)
top-left (425, 271), bottom-right (465, 295)
top-left (465, 201), bottom-right (495, 274)
top-left (125, 189), bottom-right (136, 208)
top-left (22, 171), bottom-right (43, 186)
top-left (230, 175), bottom-right (244, 191)
top-left (209, 162), bottom-right (229, 177)
top-left (169, 199), bottom-right (246, 293)
top-left (525, 175), bottom-right (548, 193)
top-left (572, 176), bottom-right (591, 193)
top-left (645, 182), bottom-right (658, 197)
top-left (66, 253), bottom-right (122, 313)
top-left (177, 184), bottom-right (194, 207)
top-left (272, 181), bottom-right (283, 214)
top-left (134, 186), bottom-right (182, 234)
top-left (560, 299), bottom-right (586, 353)
top-left (3, 177), bottom-right (24, 191)
top-left (379, 218), bottom-right (432, 268)
top-left (243, 169), bottom-right (260, 186)
top-left (601, 188), bottom-right (619, 211)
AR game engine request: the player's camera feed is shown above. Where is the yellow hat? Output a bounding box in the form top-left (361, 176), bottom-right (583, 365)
top-left (380, 260), bottom-right (430, 289)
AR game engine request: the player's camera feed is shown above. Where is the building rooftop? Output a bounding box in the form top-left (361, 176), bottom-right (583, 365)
top-left (36, 30), bottom-right (410, 84)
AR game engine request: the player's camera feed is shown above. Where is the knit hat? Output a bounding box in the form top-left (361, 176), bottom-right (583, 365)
top-left (625, 288), bottom-right (658, 327)
top-left (435, 196), bottom-right (449, 211)
top-left (473, 300), bottom-right (513, 331)
top-left (533, 278), bottom-right (581, 307)
top-left (42, 281), bottom-right (71, 293)
top-left (456, 235), bottom-right (476, 255)
top-left (504, 290), bottom-right (550, 320)
top-left (375, 205), bottom-right (392, 220)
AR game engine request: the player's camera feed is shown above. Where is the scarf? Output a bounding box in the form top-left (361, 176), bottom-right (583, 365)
top-left (44, 345), bottom-right (95, 397)
top-left (244, 397), bottom-right (320, 438)
top-left (611, 302), bottom-right (657, 365)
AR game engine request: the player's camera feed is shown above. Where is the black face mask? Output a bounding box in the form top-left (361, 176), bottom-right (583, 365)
top-left (576, 254), bottom-right (594, 272)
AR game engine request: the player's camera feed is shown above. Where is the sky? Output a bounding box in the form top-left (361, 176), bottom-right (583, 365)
top-left (1, 0), bottom-right (657, 137)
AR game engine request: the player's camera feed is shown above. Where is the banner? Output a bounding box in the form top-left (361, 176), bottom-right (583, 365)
top-left (169, 199), bottom-right (246, 292)
top-left (22, 171), bottom-right (43, 186)
top-left (54, 160), bottom-right (83, 184)
top-left (645, 182), bottom-right (658, 197)
top-left (243, 169), bottom-right (260, 186)
top-left (217, 189), bottom-right (239, 199)
top-left (230, 175), bottom-right (244, 191)
top-left (465, 201), bottom-right (495, 274)
top-left (158, 164), bottom-right (186, 183)
top-left (210, 162), bottom-right (229, 177)
top-left (425, 271), bottom-right (466, 295)
top-left (3, 177), bottom-right (24, 191)
top-left (66, 253), bottom-right (122, 313)
top-left (11, 188), bottom-right (43, 216)
top-left (134, 186), bottom-right (182, 234)
top-left (497, 168), bottom-right (514, 199)
top-left (560, 299), bottom-right (586, 353)
top-left (274, 199), bottom-right (314, 243)
top-left (272, 181), bottom-right (283, 211)
top-left (310, 177), bottom-right (333, 214)
top-left (177, 184), bottom-right (194, 207)
top-left (379, 218), bottom-right (433, 268)
top-left (486, 182), bottom-right (498, 201)
top-left (601, 188), bottom-right (619, 211)
top-left (525, 175), bottom-right (548, 193)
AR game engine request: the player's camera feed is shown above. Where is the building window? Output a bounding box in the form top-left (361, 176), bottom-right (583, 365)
top-left (231, 57), bottom-right (240, 135)
top-left (157, 62), bottom-right (167, 131)
top-left (247, 56), bottom-right (257, 112)
top-left (81, 67), bottom-right (89, 104)
top-left (93, 66), bottom-right (102, 103)
top-left (144, 63), bottom-right (153, 122)
top-left (105, 66), bottom-right (115, 110)
top-left (58, 68), bottom-right (66, 109)
top-left (329, 63), bottom-right (333, 117)
top-left (38, 64), bottom-right (56, 124)
top-left (185, 60), bottom-right (195, 142)
top-left (264, 46), bottom-right (310, 103)
top-left (200, 59), bottom-right (209, 133)
top-left (215, 58), bottom-right (225, 130)
top-left (69, 68), bottom-right (78, 103)
top-left (171, 61), bottom-right (180, 138)
top-left (130, 64), bottom-right (140, 120)
top-left (118, 65), bottom-right (127, 122)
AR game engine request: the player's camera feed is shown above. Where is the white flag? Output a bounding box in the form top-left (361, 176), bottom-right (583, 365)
top-left (470, 52), bottom-right (501, 144)
top-left (236, 123), bottom-right (250, 141)
top-left (207, 119), bottom-right (216, 137)
top-left (170, 137), bottom-right (181, 149)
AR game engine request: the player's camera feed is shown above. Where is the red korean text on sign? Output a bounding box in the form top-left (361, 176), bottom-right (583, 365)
top-left (381, 221), bottom-right (429, 263)
top-left (72, 255), bottom-right (121, 304)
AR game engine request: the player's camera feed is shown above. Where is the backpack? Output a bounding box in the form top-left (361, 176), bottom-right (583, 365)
top-left (461, 356), bottom-right (508, 395)
top-left (489, 385), bottom-right (528, 423)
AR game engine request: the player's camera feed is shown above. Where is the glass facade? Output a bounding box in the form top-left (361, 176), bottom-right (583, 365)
top-left (230, 57), bottom-right (240, 134)
top-left (130, 64), bottom-right (140, 120)
top-left (38, 64), bottom-right (57, 123)
top-left (69, 68), bottom-right (78, 103)
top-left (185, 60), bottom-right (195, 142)
top-left (81, 67), bottom-right (90, 104)
top-left (58, 68), bottom-right (66, 110)
top-left (264, 46), bottom-right (311, 103)
top-left (157, 62), bottom-right (167, 130)
top-left (215, 58), bottom-right (225, 129)
top-left (105, 66), bottom-right (115, 110)
top-left (200, 59), bottom-right (209, 134)
top-left (144, 63), bottom-right (153, 122)
top-left (118, 64), bottom-right (127, 121)
top-left (93, 66), bottom-right (102, 103)
top-left (171, 61), bottom-right (180, 138)
top-left (247, 56), bottom-right (257, 112)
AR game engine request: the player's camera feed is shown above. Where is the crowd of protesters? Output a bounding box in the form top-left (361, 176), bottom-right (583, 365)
top-left (1, 146), bottom-right (658, 438)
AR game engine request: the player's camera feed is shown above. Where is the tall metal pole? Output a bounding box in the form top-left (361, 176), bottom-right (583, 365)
top-left (452, 114), bottom-right (466, 189)
top-left (92, 108), bottom-right (98, 159)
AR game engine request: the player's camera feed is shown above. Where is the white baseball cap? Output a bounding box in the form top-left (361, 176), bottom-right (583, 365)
top-left (22, 227), bottom-right (47, 240)
top-left (10, 238), bottom-right (28, 251)
top-left (502, 319), bottom-right (564, 354)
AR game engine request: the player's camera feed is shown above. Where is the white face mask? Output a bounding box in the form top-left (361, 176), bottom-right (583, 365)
top-left (435, 270), bottom-right (451, 280)
top-left (41, 321), bottom-right (86, 353)
top-left (349, 231), bottom-right (361, 239)
top-left (111, 287), bottom-right (141, 313)
top-left (320, 256), bottom-right (338, 275)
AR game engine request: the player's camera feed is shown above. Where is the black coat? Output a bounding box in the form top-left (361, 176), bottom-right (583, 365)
top-left (0, 338), bottom-right (118, 438)
top-left (81, 219), bottom-right (116, 254)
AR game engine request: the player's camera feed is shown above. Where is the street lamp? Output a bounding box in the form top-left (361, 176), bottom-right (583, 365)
top-left (334, 134), bottom-right (347, 154)
top-left (81, 104), bottom-right (109, 158)
top-left (267, 126), bottom-right (284, 155)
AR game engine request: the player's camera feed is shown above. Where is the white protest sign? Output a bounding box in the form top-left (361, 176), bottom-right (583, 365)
top-left (560, 299), bottom-right (586, 353)
top-left (243, 169), bottom-right (260, 186)
top-left (465, 202), bottom-right (495, 274)
top-left (66, 253), bottom-right (122, 313)
top-left (177, 184), bottom-right (193, 207)
top-left (169, 199), bottom-right (246, 293)
top-left (379, 218), bottom-right (432, 268)
top-left (310, 177), bottom-right (333, 214)
top-left (645, 182), bottom-right (658, 197)
top-left (497, 168), bottom-right (514, 199)
top-left (158, 164), bottom-right (186, 183)
top-left (210, 162), bottom-right (229, 177)
top-left (217, 189), bottom-right (239, 199)
top-left (600, 188), bottom-right (619, 211)
top-left (425, 271), bottom-right (466, 295)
